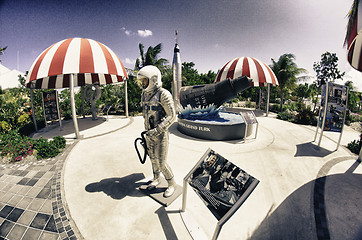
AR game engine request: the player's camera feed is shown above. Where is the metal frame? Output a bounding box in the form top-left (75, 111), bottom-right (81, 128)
top-left (70, 74), bottom-right (80, 139)
top-left (55, 90), bottom-right (63, 130)
top-left (41, 90), bottom-right (63, 131)
top-left (41, 91), bottom-right (48, 131)
top-left (336, 86), bottom-right (349, 150)
top-left (29, 84), bottom-right (38, 132)
top-left (181, 148), bottom-right (259, 240)
top-left (313, 82), bottom-right (349, 151)
top-left (241, 111), bottom-right (258, 143)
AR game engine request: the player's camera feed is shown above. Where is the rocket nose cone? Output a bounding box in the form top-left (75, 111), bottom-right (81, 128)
top-left (174, 44), bottom-right (180, 52)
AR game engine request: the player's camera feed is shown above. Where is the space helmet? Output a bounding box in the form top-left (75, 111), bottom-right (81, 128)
top-left (137, 65), bottom-right (162, 92)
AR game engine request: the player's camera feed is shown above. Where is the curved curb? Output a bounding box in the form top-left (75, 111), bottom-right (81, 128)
top-left (313, 156), bottom-right (360, 240)
top-left (51, 141), bottom-right (83, 239)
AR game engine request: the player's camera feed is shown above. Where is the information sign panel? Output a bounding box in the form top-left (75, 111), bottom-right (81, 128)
top-left (43, 90), bottom-right (59, 121)
top-left (320, 82), bottom-right (348, 132)
top-left (187, 149), bottom-right (259, 221)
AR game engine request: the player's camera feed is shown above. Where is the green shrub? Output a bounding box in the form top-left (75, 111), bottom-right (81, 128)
top-left (246, 101), bottom-right (253, 108)
top-left (51, 136), bottom-right (66, 149)
top-left (0, 130), bottom-right (34, 162)
top-left (269, 104), bottom-right (280, 113)
top-left (0, 130), bottom-right (22, 148)
top-left (33, 137), bottom-right (59, 159)
top-left (347, 134), bottom-right (362, 155)
top-left (17, 113), bottom-right (30, 127)
top-left (18, 120), bottom-right (46, 136)
top-left (350, 112), bottom-right (361, 123)
top-left (0, 130), bottom-right (65, 162)
top-left (0, 121), bottom-right (11, 134)
top-left (277, 111), bottom-right (295, 122)
top-left (294, 108), bottom-right (317, 126)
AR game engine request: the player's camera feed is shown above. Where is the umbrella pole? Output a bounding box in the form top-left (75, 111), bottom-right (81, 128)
top-left (266, 84), bottom-right (270, 117)
top-left (30, 87), bottom-right (38, 132)
top-left (70, 74), bottom-right (80, 139)
top-left (125, 79), bottom-right (129, 118)
top-left (81, 86), bottom-right (85, 118)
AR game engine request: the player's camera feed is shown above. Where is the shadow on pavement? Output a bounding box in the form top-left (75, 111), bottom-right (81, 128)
top-left (249, 173), bottom-right (362, 240)
top-left (294, 142), bottom-right (333, 157)
top-left (85, 173), bottom-right (147, 200)
top-left (155, 207), bottom-right (179, 240)
top-left (32, 117), bottom-right (108, 139)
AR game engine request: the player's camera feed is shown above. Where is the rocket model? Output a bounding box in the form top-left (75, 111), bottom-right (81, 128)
top-left (179, 75), bottom-right (252, 109)
top-left (172, 30), bottom-right (182, 106)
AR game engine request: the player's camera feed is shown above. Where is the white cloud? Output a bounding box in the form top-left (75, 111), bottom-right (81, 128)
top-left (137, 29), bottom-right (152, 38)
top-left (121, 27), bottom-right (153, 38)
top-left (125, 58), bottom-right (135, 65)
top-left (121, 27), bottom-right (134, 36)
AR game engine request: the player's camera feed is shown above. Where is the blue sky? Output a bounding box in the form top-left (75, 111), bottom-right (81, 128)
top-left (1, 0), bottom-right (361, 89)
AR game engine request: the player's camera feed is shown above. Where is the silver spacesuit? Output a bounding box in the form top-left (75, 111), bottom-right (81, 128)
top-left (137, 65), bottom-right (177, 198)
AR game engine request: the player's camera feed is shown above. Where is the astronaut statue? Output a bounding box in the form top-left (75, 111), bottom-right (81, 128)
top-left (137, 65), bottom-right (177, 198)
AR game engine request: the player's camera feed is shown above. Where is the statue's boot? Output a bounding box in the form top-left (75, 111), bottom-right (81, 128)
top-left (147, 173), bottom-right (160, 190)
top-left (164, 178), bottom-right (176, 198)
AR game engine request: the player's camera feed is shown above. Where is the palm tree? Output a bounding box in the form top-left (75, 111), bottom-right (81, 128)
top-left (134, 43), bottom-right (168, 74)
top-left (0, 46), bottom-right (7, 63)
top-left (270, 54), bottom-right (306, 112)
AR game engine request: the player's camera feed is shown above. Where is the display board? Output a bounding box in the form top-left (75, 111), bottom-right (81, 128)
top-left (187, 149), bottom-right (259, 221)
top-left (42, 90), bottom-right (62, 129)
top-left (259, 88), bottom-right (267, 110)
top-left (43, 91), bottom-right (59, 121)
top-left (320, 82), bottom-right (348, 132)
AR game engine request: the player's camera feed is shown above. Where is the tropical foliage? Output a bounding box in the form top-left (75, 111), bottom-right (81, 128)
top-left (0, 46), bottom-right (7, 63)
top-left (1, 38), bottom-right (362, 161)
top-left (313, 52), bottom-right (344, 86)
top-left (0, 130), bottom-right (66, 162)
top-left (270, 54), bottom-right (307, 111)
top-left (135, 43), bottom-right (169, 74)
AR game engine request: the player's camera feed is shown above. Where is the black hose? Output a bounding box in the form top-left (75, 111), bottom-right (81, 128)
top-left (134, 131), bottom-right (148, 164)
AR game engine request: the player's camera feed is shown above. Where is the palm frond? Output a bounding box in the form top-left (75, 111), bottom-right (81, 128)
top-left (138, 43), bottom-right (145, 66)
top-left (344, 0), bottom-right (360, 47)
top-left (152, 43), bottom-right (162, 56)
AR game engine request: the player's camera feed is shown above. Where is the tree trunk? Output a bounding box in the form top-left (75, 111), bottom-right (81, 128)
top-left (312, 85), bottom-right (321, 113)
top-left (280, 93), bottom-right (284, 112)
top-left (313, 94), bottom-right (318, 112)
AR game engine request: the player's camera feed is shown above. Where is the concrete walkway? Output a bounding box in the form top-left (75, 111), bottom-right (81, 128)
top-left (1, 114), bottom-right (361, 239)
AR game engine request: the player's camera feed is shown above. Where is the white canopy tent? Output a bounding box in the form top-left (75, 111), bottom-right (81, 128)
top-left (0, 63), bottom-right (25, 90)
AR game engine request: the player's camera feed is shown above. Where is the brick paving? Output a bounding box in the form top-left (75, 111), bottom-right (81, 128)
top-left (0, 142), bottom-right (80, 240)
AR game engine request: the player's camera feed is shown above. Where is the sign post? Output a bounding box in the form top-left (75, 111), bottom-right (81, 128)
top-left (42, 90), bottom-right (62, 131)
top-left (314, 82), bottom-right (348, 150)
top-left (240, 111), bottom-right (258, 142)
top-left (181, 148), bottom-right (259, 240)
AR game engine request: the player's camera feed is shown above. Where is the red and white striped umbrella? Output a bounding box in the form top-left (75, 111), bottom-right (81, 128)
top-left (347, 33), bottom-right (362, 71)
top-left (214, 57), bottom-right (278, 87)
top-left (26, 38), bottom-right (128, 89)
top-left (346, 1), bottom-right (362, 51)
top-left (346, 2), bottom-right (362, 71)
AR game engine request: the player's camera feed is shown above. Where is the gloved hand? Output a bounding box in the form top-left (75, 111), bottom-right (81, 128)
top-left (146, 128), bottom-right (159, 139)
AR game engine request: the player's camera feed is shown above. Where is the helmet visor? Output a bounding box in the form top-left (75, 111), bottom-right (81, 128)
top-left (139, 77), bottom-right (149, 89)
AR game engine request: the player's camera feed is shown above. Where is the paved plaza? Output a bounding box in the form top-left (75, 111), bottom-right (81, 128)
top-left (0, 112), bottom-right (361, 240)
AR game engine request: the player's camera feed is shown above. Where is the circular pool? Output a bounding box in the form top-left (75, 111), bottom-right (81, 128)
top-left (177, 111), bottom-right (253, 141)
